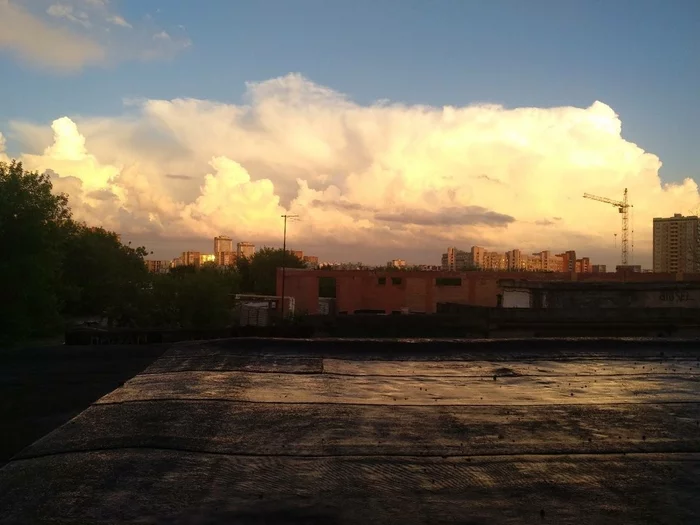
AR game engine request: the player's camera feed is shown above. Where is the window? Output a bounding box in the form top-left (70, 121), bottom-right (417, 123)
top-left (319, 277), bottom-right (337, 298)
top-left (378, 277), bottom-right (386, 285)
top-left (436, 277), bottom-right (462, 286)
top-left (391, 277), bottom-right (402, 285)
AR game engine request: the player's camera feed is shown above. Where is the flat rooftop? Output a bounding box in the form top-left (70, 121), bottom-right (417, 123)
top-left (499, 279), bottom-right (700, 290)
top-left (1, 339), bottom-right (700, 524)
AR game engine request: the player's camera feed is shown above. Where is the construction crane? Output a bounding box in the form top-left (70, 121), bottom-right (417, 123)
top-left (583, 188), bottom-right (633, 265)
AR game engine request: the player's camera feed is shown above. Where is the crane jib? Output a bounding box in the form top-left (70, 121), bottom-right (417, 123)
top-left (582, 188), bottom-right (633, 266)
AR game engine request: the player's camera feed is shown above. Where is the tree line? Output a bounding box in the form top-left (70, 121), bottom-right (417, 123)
top-left (0, 161), bottom-right (305, 343)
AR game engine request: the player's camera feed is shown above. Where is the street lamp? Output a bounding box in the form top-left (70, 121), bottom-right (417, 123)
top-left (280, 214), bottom-right (299, 319)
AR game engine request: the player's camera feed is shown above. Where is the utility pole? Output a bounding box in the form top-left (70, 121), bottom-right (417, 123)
top-left (280, 214), bottom-right (299, 320)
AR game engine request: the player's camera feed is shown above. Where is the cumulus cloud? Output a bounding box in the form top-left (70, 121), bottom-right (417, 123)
top-left (6, 74), bottom-right (700, 265)
top-left (0, 0), bottom-right (189, 72)
top-left (376, 207), bottom-right (515, 227)
top-left (180, 157), bottom-right (285, 239)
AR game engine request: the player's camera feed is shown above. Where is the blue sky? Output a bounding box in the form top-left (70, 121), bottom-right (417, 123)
top-left (1, 0), bottom-right (698, 183)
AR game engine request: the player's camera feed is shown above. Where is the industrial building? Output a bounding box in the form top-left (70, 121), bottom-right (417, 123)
top-left (276, 268), bottom-right (700, 315)
top-left (499, 279), bottom-right (700, 308)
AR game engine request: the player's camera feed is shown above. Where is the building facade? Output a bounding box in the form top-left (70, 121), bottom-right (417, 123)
top-left (214, 236), bottom-right (233, 254)
top-left (441, 247), bottom-right (473, 271)
top-left (506, 249), bottom-right (523, 270)
top-left (471, 246), bottom-right (486, 269)
top-left (144, 260), bottom-right (171, 273)
top-left (388, 259), bottom-right (407, 268)
top-left (303, 255), bottom-right (319, 267)
top-left (216, 251), bottom-right (237, 266)
top-left (500, 279), bottom-right (700, 309)
top-left (556, 250), bottom-right (577, 272)
top-left (181, 251), bottom-right (201, 267)
top-left (276, 268), bottom-right (700, 315)
top-left (444, 246), bottom-right (596, 273)
top-left (575, 257), bottom-right (591, 273)
top-left (653, 214), bottom-right (700, 273)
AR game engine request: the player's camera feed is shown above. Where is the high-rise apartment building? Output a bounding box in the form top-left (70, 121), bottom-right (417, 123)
top-left (216, 252), bottom-right (237, 266)
top-left (388, 259), bottom-right (407, 268)
top-left (471, 246), bottom-right (486, 269)
top-left (653, 214), bottom-right (700, 272)
top-left (530, 251), bottom-right (563, 272)
top-left (303, 255), bottom-right (319, 267)
top-left (214, 236), bottom-right (233, 254)
top-left (291, 250), bottom-right (304, 260)
top-left (506, 249), bottom-right (524, 271)
top-left (214, 236), bottom-right (235, 267)
top-left (556, 251), bottom-right (576, 272)
top-left (442, 246), bottom-right (594, 273)
top-left (181, 251), bottom-right (201, 267)
top-left (442, 247), bottom-right (474, 271)
top-left (484, 251), bottom-right (506, 270)
top-left (442, 247), bottom-right (457, 270)
top-left (575, 257), bottom-right (591, 273)
top-left (144, 260), bottom-right (171, 273)
top-left (237, 242), bottom-right (255, 259)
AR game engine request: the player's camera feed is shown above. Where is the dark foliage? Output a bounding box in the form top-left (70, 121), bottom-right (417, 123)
top-left (0, 161), bottom-right (312, 342)
top-left (237, 246), bottom-right (306, 295)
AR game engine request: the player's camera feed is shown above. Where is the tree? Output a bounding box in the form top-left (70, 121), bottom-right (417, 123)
top-left (173, 268), bottom-right (239, 328)
top-left (0, 159), bottom-right (249, 339)
top-left (141, 265), bottom-right (240, 329)
top-left (0, 161), bottom-right (71, 341)
top-left (61, 225), bottom-right (151, 326)
top-left (237, 247), bottom-right (306, 295)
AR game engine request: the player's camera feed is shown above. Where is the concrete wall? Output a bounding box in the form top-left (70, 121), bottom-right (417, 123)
top-left (276, 271), bottom-right (319, 314)
top-left (308, 307), bottom-right (700, 337)
top-left (502, 290), bottom-right (531, 308)
top-left (642, 288), bottom-right (700, 308)
top-left (503, 286), bottom-right (700, 309)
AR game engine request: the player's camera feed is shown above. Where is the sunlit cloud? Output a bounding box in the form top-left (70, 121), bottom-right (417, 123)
top-left (7, 74), bottom-right (700, 265)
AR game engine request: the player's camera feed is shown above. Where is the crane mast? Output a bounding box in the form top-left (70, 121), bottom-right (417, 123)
top-left (583, 188), bottom-right (632, 265)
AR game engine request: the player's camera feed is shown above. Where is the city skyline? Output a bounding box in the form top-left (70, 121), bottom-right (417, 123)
top-left (146, 234), bottom-right (622, 272)
top-left (1, 1), bottom-right (699, 268)
top-left (129, 215), bottom-right (695, 270)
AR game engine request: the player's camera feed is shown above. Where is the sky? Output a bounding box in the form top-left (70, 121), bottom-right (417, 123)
top-left (0, 0), bottom-right (699, 267)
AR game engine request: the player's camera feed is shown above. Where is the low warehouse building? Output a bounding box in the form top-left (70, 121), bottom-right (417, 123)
top-left (276, 268), bottom-right (700, 314)
top-left (499, 280), bottom-right (700, 308)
